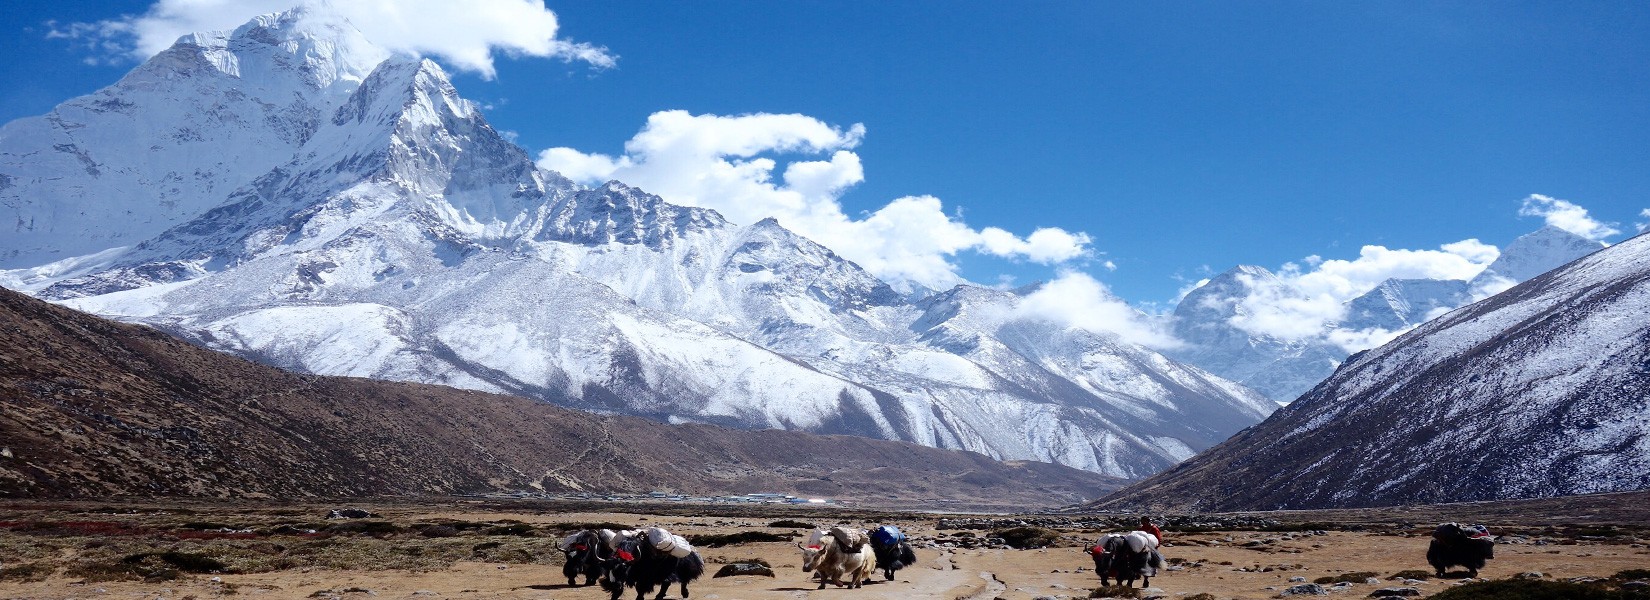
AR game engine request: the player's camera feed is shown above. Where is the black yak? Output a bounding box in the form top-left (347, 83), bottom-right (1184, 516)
top-left (1427, 522), bottom-right (1494, 578)
top-left (1089, 531), bottom-right (1163, 588)
top-left (869, 525), bottom-right (917, 581)
top-left (601, 533), bottom-right (704, 600)
top-left (561, 529), bottom-right (607, 586)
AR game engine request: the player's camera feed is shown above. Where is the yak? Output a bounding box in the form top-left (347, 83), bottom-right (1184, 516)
top-left (561, 529), bottom-right (607, 586)
top-left (601, 534), bottom-right (704, 600)
top-left (1089, 531), bottom-right (1163, 588)
top-left (800, 527), bottom-right (874, 589)
top-left (1427, 523), bottom-right (1494, 578)
top-left (869, 525), bottom-right (917, 581)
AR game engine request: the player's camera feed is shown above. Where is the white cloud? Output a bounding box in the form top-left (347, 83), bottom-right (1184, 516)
top-left (1518, 194), bottom-right (1620, 241)
top-left (1174, 277), bottom-right (1212, 303)
top-left (1223, 240), bottom-right (1500, 347)
top-left (1011, 272), bottom-right (1181, 350)
top-left (1325, 326), bottom-right (1409, 354)
top-left (1637, 209), bottom-right (1650, 233)
top-left (48, 0), bottom-right (613, 77)
top-left (538, 110), bottom-right (1092, 290)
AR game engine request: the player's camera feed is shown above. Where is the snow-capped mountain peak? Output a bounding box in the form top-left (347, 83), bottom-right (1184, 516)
top-left (1470, 225), bottom-right (1604, 288)
top-left (4, 9), bottom-right (1278, 479)
top-left (0, 6), bottom-right (389, 268)
top-left (1342, 277), bottom-right (1468, 332)
top-left (213, 7), bottom-right (387, 91)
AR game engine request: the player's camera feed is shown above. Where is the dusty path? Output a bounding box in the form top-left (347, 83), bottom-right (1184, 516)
top-left (1, 508), bottom-right (1646, 599)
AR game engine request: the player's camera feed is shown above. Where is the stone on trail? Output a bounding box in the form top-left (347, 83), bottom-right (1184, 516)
top-left (1283, 583), bottom-right (1328, 595)
top-left (712, 563), bottom-right (775, 578)
top-left (1368, 588), bottom-right (1420, 598)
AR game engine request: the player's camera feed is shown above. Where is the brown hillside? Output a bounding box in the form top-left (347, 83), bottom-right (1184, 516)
top-left (0, 287), bottom-right (1120, 507)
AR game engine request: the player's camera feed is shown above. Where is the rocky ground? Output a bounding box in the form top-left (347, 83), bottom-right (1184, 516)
top-left (0, 500), bottom-right (1646, 599)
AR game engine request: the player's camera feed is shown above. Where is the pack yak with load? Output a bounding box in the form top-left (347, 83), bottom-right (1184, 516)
top-left (869, 525), bottom-right (918, 581)
top-left (1088, 530), bottom-right (1166, 588)
top-left (599, 527), bottom-right (704, 600)
top-left (799, 526), bottom-right (875, 589)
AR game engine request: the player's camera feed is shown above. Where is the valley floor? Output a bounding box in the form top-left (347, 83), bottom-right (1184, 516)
top-left (0, 500), bottom-right (1645, 600)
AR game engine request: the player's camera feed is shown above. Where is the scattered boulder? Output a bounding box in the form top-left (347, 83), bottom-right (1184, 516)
top-left (325, 508), bottom-right (379, 520)
top-left (1368, 588), bottom-right (1419, 598)
top-left (712, 562), bottom-right (775, 578)
top-left (1283, 583), bottom-right (1327, 596)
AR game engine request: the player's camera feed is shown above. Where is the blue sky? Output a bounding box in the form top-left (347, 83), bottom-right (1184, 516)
top-left (3, 1), bottom-right (1648, 307)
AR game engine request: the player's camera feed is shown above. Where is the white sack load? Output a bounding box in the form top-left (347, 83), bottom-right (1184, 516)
top-left (829, 526), bottom-right (868, 550)
top-left (603, 528), bottom-right (637, 551)
top-left (644, 526), bottom-right (695, 558)
top-left (558, 533), bottom-right (580, 552)
top-left (1124, 531), bottom-right (1159, 553)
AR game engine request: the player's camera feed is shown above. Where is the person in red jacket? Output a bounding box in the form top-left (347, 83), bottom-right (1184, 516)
top-left (1139, 516), bottom-right (1163, 545)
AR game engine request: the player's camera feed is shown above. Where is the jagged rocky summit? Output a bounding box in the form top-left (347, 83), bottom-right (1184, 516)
top-left (1091, 230), bottom-right (1650, 511)
top-left (0, 8), bottom-right (385, 269)
top-left (0, 8), bottom-right (1275, 478)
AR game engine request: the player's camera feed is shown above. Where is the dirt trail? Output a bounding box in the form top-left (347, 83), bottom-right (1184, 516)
top-left (2, 509), bottom-right (1646, 600)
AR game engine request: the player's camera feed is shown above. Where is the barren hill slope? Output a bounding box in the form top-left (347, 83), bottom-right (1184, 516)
top-left (0, 287), bottom-right (1120, 507)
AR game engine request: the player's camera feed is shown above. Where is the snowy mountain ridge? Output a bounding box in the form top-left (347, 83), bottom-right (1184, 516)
top-left (1169, 226), bottom-right (1605, 403)
top-left (1094, 229), bottom-right (1650, 510)
top-left (1, 9), bottom-right (1274, 479)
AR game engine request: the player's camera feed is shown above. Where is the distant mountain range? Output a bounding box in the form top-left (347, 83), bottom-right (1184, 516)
top-left (0, 8), bottom-right (1273, 479)
top-left (1168, 226), bottom-right (1605, 402)
top-left (1089, 230), bottom-right (1650, 510)
top-left (0, 285), bottom-right (1121, 506)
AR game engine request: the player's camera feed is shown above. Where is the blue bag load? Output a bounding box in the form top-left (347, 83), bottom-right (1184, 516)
top-left (871, 525), bottom-right (904, 546)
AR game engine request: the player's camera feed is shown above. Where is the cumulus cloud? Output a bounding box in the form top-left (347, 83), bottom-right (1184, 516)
top-left (538, 110), bottom-right (1092, 290)
top-left (1222, 240), bottom-right (1500, 350)
top-left (1011, 272), bottom-right (1181, 350)
top-left (1518, 194), bottom-right (1620, 241)
top-left (1637, 209), bottom-right (1650, 233)
top-left (47, 0), bottom-right (612, 77)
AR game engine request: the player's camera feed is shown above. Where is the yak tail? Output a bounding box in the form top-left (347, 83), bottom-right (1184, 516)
top-left (899, 542), bottom-right (917, 566)
top-left (678, 552), bottom-right (705, 582)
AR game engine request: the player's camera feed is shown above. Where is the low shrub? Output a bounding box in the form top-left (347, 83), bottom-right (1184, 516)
top-left (1428, 579), bottom-right (1649, 600)
top-left (768, 520), bottom-right (814, 529)
top-left (323, 521), bottom-right (400, 536)
top-left (1089, 584), bottom-right (1140, 598)
top-left (484, 524), bottom-right (536, 537)
top-left (990, 527), bottom-right (1060, 549)
top-left (125, 551), bottom-right (227, 573)
top-left (0, 561), bottom-right (55, 582)
top-left (418, 525), bottom-right (460, 538)
top-left (688, 531), bottom-right (791, 547)
top-left (1314, 571), bottom-right (1378, 584)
